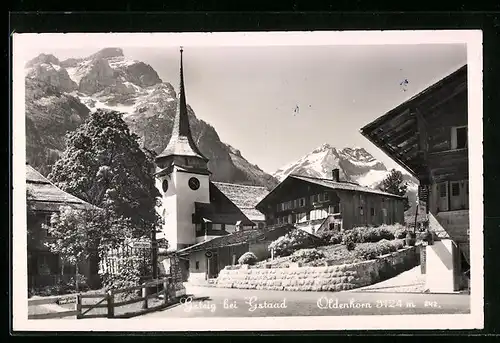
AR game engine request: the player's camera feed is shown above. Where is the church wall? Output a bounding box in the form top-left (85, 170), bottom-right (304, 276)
top-left (174, 170), bottom-right (210, 247)
top-left (161, 195), bottom-right (178, 249)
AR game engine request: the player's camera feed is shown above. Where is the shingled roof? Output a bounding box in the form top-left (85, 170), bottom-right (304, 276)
top-left (212, 182), bottom-right (268, 221)
top-left (26, 164), bottom-right (96, 212)
top-left (176, 224), bottom-right (296, 255)
top-left (257, 174), bottom-right (404, 206)
top-left (156, 48), bottom-right (208, 162)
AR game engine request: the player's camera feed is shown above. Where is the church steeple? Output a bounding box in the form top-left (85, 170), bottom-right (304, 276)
top-left (156, 47), bottom-right (208, 163)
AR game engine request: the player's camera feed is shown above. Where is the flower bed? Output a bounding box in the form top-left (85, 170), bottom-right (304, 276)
top-left (215, 245), bottom-right (420, 292)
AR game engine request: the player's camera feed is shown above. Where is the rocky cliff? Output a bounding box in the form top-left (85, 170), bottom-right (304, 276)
top-left (24, 48), bottom-right (279, 188)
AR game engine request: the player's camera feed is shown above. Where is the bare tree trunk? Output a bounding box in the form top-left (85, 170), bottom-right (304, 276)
top-left (414, 202), bottom-right (419, 234)
top-left (75, 262), bottom-right (79, 293)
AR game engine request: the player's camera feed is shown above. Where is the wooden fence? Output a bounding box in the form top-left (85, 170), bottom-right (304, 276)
top-left (28, 277), bottom-right (176, 319)
top-left (99, 242), bottom-right (152, 278)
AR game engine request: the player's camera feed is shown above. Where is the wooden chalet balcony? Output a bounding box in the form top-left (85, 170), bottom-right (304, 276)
top-left (431, 209), bottom-right (470, 243)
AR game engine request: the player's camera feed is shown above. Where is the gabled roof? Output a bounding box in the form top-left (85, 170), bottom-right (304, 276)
top-left (359, 65), bottom-right (467, 178)
top-left (289, 175), bottom-right (403, 198)
top-left (256, 174), bottom-right (403, 210)
top-left (26, 164), bottom-right (96, 212)
top-left (194, 202), bottom-right (254, 226)
top-left (211, 181), bottom-right (268, 222)
top-left (156, 48), bottom-right (208, 162)
top-left (176, 224), bottom-right (296, 255)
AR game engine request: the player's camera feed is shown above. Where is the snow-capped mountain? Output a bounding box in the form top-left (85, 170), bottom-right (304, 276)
top-left (24, 48), bottom-right (279, 189)
top-left (273, 143), bottom-right (418, 194)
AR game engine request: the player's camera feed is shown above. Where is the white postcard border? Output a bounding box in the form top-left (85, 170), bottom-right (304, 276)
top-left (12, 30), bottom-right (483, 331)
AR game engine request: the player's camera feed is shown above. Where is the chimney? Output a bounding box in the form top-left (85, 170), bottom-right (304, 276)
top-left (332, 168), bottom-right (340, 182)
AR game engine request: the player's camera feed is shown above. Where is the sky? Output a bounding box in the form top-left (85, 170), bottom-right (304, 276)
top-left (17, 35), bottom-right (467, 175)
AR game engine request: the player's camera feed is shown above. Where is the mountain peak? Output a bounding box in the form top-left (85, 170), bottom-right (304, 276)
top-left (89, 47), bottom-right (124, 60)
top-left (25, 53), bottom-right (61, 68)
top-left (313, 143), bottom-right (334, 152)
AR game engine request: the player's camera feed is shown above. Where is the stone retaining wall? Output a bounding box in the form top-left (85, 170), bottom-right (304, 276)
top-left (215, 246), bottom-right (419, 292)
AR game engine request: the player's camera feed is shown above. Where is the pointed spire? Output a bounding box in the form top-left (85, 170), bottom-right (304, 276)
top-left (156, 47), bottom-right (208, 162)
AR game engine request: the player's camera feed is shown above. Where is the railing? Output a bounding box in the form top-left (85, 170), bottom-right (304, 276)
top-left (28, 295), bottom-right (80, 320)
top-left (29, 277), bottom-right (176, 319)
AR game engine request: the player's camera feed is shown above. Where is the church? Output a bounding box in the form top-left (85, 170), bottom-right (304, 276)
top-left (153, 48), bottom-right (269, 254)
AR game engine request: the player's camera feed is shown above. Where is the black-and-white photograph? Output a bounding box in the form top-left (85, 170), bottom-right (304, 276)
top-left (12, 31), bottom-right (483, 331)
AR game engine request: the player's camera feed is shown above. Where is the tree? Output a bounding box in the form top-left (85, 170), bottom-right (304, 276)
top-left (48, 110), bottom-right (162, 287)
top-left (43, 206), bottom-right (132, 292)
top-left (380, 169), bottom-right (410, 210)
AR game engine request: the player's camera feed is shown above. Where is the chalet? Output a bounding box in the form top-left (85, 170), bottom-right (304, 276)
top-left (26, 163), bottom-right (96, 290)
top-left (360, 64), bottom-right (470, 293)
top-left (255, 171), bottom-right (405, 235)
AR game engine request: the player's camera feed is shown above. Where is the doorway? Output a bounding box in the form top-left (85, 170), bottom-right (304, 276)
top-left (207, 252), bottom-right (219, 279)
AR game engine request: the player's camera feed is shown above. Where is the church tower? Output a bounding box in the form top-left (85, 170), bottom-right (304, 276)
top-left (155, 47), bottom-right (210, 250)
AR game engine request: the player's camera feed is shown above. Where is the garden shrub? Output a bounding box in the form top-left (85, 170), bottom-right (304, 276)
top-left (319, 230), bottom-right (342, 245)
top-left (355, 239), bottom-right (406, 260)
top-left (238, 252), bottom-right (258, 265)
top-left (342, 234), bottom-right (357, 251)
top-left (268, 229), bottom-right (315, 257)
top-left (32, 274), bottom-right (89, 296)
top-left (342, 225), bottom-right (397, 243)
top-left (290, 248), bottom-right (325, 263)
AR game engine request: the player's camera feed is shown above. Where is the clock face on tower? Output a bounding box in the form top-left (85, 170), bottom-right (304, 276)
top-left (188, 177), bottom-right (200, 190)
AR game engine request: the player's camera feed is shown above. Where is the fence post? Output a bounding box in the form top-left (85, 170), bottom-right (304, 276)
top-left (76, 294), bottom-right (82, 319)
top-left (163, 278), bottom-right (169, 305)
top-left (142, 285), bottom-right (148, 310)
top-left (107, 290), bottom-right (115, 318)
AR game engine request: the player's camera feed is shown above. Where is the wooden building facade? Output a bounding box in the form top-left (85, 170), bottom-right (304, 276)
top-left (255, 172), bottom-right (405, 235)
top-left (26, 164), bottom-right (96, 291)
top-left (360, 65), bottom-right (470, 292)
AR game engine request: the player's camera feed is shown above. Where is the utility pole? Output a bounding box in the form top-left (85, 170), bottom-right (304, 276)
top-left (151, 228), bottom-right (158, 280)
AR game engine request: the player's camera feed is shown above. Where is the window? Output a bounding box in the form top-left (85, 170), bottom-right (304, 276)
top-left (310, 195), bottom-right (317, 204)
top-left (439, 183), bottom-right (448, 197)
top-left (360, 207), bottom-right (364, 216)
top-left (370, 207), bottom-right (375, 216)
top-left (298, 197), bottom-right (306, 207)
top-left (283, 216), bottom-right (288, 224)
top-left (257, 222), bottom-right (265, 229)
top-left (44, 214), bottom-right (52, 237)
top-left (382, 208), bottom-right (387, 217)
top-left (277, 217), bottom-right (282, 225)
top-left (206, 222), bottom-right (213, 230)
top-left (213, 224), bottom-right (222, 231)
top-left (195, 261), bottom-right (200, 270)
top-left (328, 205), bottom-right (339, 214)
top-left (297, 212), bottom-right (307, 223)
top-left (324, 193), bottom-right (330, 202)
top-left (451, 126), bottom-right (468, 150)
top-left (451, 182), bottom-right (460, 196)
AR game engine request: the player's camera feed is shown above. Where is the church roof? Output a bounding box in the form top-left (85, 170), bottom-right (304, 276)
top-left (176, 224), bottom-right (296, 255)
top-left (212, 182), bottom-right (268, 222)
top-left (156, 48), bottom-right (208, 162)
top-left (26, 164), bottom-right (96, 212)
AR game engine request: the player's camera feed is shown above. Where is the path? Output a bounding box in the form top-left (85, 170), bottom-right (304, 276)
top-left (143, 283), bottom-right (470, 318)
top-left (351, 266), bottom-right (426, 293)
